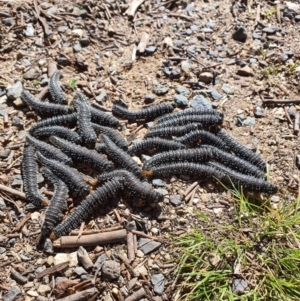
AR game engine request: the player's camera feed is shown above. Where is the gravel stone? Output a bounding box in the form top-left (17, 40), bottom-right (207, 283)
top-left (170, 69), bottom-right (181, 79)
top-left (37, 284), bottom-right (51, 295)
top-left (210, 89), bottom-right (222, 100)
top-left (57, 55), bottom-right (70, 66)
top-left (145, 46), bottom-right (157, 54)
top-left (237, 66), bottom-right (255, 76)
top-left (144, 94), bottom-right (156, 104)
top-left (254, 107), bottom-right (265, 118)
top-left (153, 83), bottom-right (169, 96)
top-left (73, 43), bottom-right (82, 52)
top-left (174, 40), bottom-right (185, 47)
top-left (57, 25), bottom-right (68, 32)
top-left (198, 72), bottom-right (213, 83)
top-left (170, 194), bottom-right (181, 206)
top-left (163, 67), bottom-right (171, 77)
top-left (151, 274), bottom-right (165, 295)
top-left (0, 149), bottom-right (11, 159)
top-left (43, 238), bottom-right (54, 254)
top-left (222, 83), bottom-right (233, 94)
top-left (181, 60), bottom-right (194, 72)
top-left (155, 188), bottom-right (168, 195)
top-left (174, 94), bottom-right (188, 107)
top-left (6, 81), bottom-right (23, 100)
top-left (12, 175), bottom-right (23, 186)
top-left (152, 179), bottom-right (166, 187)
top-left (176, 86), bottom-right (190, 96)
top-left (3, 18), bottom-right (15, 26)
top-left (24, 23), bottom-right (34, 37)
top-left (74, 266), bottom-right (87, 276)
top-left (0, 246), bottom-right (6, 254)
top-left (191, 95), bottom-right (212, 109)
top-left (259, 61), bottom-right (268, 67)
top-left (126, 220), bottom-right (137, 231)
top-left (93, 253), bottom-right (108, 269)
top-left (3, 286), bottom-right (21, 301)
top-left (101, 260), bottom-right (120, 281)
top-left (139, 239), bottom-right (162, 255)
top-left (242, 117), bottom-right (255, 126)
top-left (263, 26), bottom-right (278, 34)
top-left (11, 116), bottom-right (24, 128)
top-left (252, 32), bottom-right (262, 39)
top-left (80, 37), bottom-right (90, 46)
top-left (23, 67), bottom-right (40, 80)
top-left (201, 28), bottom-right (213, 33)
top-left (232, 26), bottom-right (247, 42)
top-left (232, 279), bottom-right (248, 293)
top-left (186, 28), bottom-right (193, 35)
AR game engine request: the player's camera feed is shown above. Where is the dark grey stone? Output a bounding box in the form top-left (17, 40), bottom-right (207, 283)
top-left (57, 55), bottom-right (70, 66)
top-left (285, 50), bottom-right (294, 58)
top-left (93, 254), bottom-right (108, 269)
top-left (3, 18), bottom-right (15, 26)
top-left (252, 32), bottom-right (261, 40)
top-left (171, 69), bottom-right (181, 78)
top-left (232, 279), bottom-right (248, 293)
top-left (254, 107), bottom-right (265, 118)
top-left (262, 26), bottom-right (278, 34)
top-left (3, 286), bottom-right (21, 301)
top-left (242, 117), bottom-right (255, 126)
top-left (43, 238), bottom-right (54, 254)
top-left (140, 240), bottom-right (162, 255)
top-left (20, 254), bottom-right (31, 261)
top-left (74, 267), bottom-right (87, 276)
top-left (176, 86), bottom-right (190, 96)
top-left (152, 179), bottom-right (166, 187)
top-left (296, 155), bottom-right (300, 167)
top-left (236, 60), bottom-right (247, 67)
top-left (173, 40), bottom-right (185, 47)
top-left (174, 94), bottom-right (188, 107)
top-left (24, 23), bottom-right (34, 37)
top-left (151, 274), bottom-right (165, 295)
top-left (295, 15), bottom-right (300, 22)
top-left (101, 260), bottom-right (120, 281)
top-left (190, 95), bottom-right (212, 109)
top-left (259, 61), bottom-right (268, 67)
top-left (170, 194), bottom-right (181, 206)
top-left (73, 43), bottom-right (82, 53)
top-left (11, 175), bottom-right (23, 186)
top-left (145, 46), bottom-right (157, 54)
top-left (23, 67), bottom-right (40, 80)
top-left (0, 247), bottom-right (6, 254)
top-left (7, 81), bottom-right (23, 100)
top-left (8, 238), bottom-right (16, 246)
top-left (144, 94), bottom-right (156, 104)
top-left (126, 221), bottom-right (137, 231)
top-left (153, 83), bottom-right (169, 96)
top-left (162, 67), bottom-right (171, 77)
top-left (232, 27), bottom-right (247, 42)
top-left (210, 89), bottom-right (222, 100)
top-left (81, 274), bottom-right (90, 281)
top-left (11, 116), bottom-right (24, 128)
top-left (155, 188), bottom-right (168, 196)
top-left (80, 37), bottom-right (90, 46)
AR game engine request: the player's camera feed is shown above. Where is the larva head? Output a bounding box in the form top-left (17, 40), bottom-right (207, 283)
top-left (42, 199), bottom-right (50, 207)
top-left (153, 120), bottom-right (158, 125)
top-left (49, 232), bottom-right (57, 241)
top-left (141, 169), bottom-right (153, 177)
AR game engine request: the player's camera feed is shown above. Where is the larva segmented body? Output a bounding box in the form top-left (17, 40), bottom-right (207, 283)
top-left (21, 90), bottom-right (72, 116)
top-left (100, 135), bottom-right (141, 177)
top-left (49, 136), bottom-right (113, 172)
top-left (71, 99), bottom-right (97, 145)
top-left (174, 130), bottom-right (228, 150)
top-left (41, 168), bottom-right (68, 235)
top-left (21, 143), bottom-right (48, 207)
top-left (26, 134), bottom-right (72, 164)
top-left (155, 108), bottom-right (223, 124)
top-left (142, 162), bottom-right (226, 182)
top-left (29, 113), bottom-right (78, 136)
top-left (112, 102), bottom-right (175, 121)
top-left (90, 106), bottom-right (120, 127)
top-left (30, 126), bottom-right (82, 144)
top-left (128, 137), bottom-right (185, 156)
top-left (152, 114), bottom-right (222, 129)
top-left (97, 170), bottom-right (164, 203)
top-left (143, 147), bottom-right (214, 170)
top-left (208, 162), bottom-right (277, 194)
top-left (215, 129), bottom-right (266, 170)
top-left (49, 70), bottom-right (68, 105)
top-left (37, 152), bottom-right (89, 199)
top-left (53, 177), bottom-right (124, 237)
top-left (145, 123), bottom-right (201, 139)
top-left (92, 123), bottom-right (128, 150)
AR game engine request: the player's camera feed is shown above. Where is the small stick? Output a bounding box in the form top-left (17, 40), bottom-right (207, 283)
top-left (294, 112), bottom-right (300, 134)
top-left (125, 0), bottom-right (146, 17)
top-left (118, 253), bottom-right (134, 274)
top-left (36, 86), bottom-right (49, 101)
top-left (137, 32), bottom-right (149, 53)
top-left (276, 2), bottom-right (281, 24)
top-left (131, 124), bottom-right (144, 134)
top-left (263, 99), bottom-right (300, 104)
top-left (53, 229), bottom-right (127, 248)
top-left (188, 186), bottom-right (198, 206)
top-left (284, 106), bottom-right (293, 124)
top-left (0, 184), bottom-right (26, 200)
top-left (55, 288), bottom-right (99, 301)
top-left (131, 229), bottom-right (162, 242)
top-left (70, 225), bottom-right (123, 235)
top-left (113, 209), bottom-right (121, 223)
top-left (11, 268), bottom-right (28, 284)
top-left (12, 212), bottom-right (31, 233)
top-left (91, 101), bottom-right (112, 112)
top-left (77, 246), bottom-right (93, 270)
top-left (125, 288), bottom-right (146, 301)
top-left (254, 4), bottom-right (260, 26)
top-left (184, 181), bottom-right (198, 196)
top-left (0, 260), bottom-right (15, 268)
top-left (127, 232), bottom-right (135, 261)
top-left (37, 261), bottom-right (70, 279)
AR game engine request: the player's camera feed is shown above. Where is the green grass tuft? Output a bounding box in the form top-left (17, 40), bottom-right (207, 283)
top-left (172, 189), bottom-right (300, 301)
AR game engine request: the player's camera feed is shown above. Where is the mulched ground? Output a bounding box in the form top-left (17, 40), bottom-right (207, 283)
top-left (1, 0), bottom-right (300, 300)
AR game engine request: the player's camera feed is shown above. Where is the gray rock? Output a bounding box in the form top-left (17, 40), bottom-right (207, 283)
top-left (155, 188), bottom-right (168, 196)
top-left (252, 32), bottom-right (261, 39)
top-left (139, 240), bottom-right (162, 255)
top-left (170, 194), bottom-right (181, 206)
top-left (176, 86), bottom-right (190, 96)
top-left (198, 72), bottom-right (213, 83)
top-left (259, 61), bottom-right (268, 67)
top-left (174, 40), bottom-right (185, 47)
top-left (190, 25), bottom-right (198, 32)
top-left (270, 195), bottom-right (280, 203)
top-left (201, 28), bottom-right (213, 33)
top-left (190, 95), bottom-right (212, 109)
top-left (93, 254), bottom-right (108, 269)
top-left (232, 27), bottom-right (247, 42)
top-left (24, 23), bottom-right (34, 37)
top-left (153, 83), bottom-right (169, 96)
top-left (80, 37), bottom-right (90, 46)
top-left (43, 238), bottom-right (54, 254)
top-left (0, 197), bottom-right (6, 209)
top-left (23, 67), bottom-right (40, 80)
top-left (20, 254), bottom-right (31, 261)
top-left (254, 107), bottom-right (265, 118)
top-left (47, 6), bottom-right (57, 14)
top-left (0, 149), bottom-right (11, 159)
top-left (262, 26), bottom-right (278, 34)
top-left (185, 4), bottom-right (194, 11)
top-left (144, 94), bottom-right (156, 104)
top-left (242, 117), bottom-right (255, 126)
top-left (8, 238), bottom-right (16, 246)
top-left (74, 267), bottom-right (87, 276)
top-left (57, 55), bottom-right (70, 66)
top-left (170, 69), bottom-right (181, 79)
top-left (11, 116), bottom-right (24, 128)
top-left (6, 81), bottom-right (23, 100)
top-left (281, 54), bottom-right (289, 62)
top-left (236, 60), bottom-right (247, 67)
top-left (232, 279), bottom-right (248, 293)
top-left (210, 89), bottom-right (222, 100)
top-left (296, 155), bottom-right (300, 167)
top-left (35, 267), bottom-right (44, 273)
top-left (222, 83), bottom-right (233, 95)
top-left (181, 60), bottom-right (194, 72)
top-left (3, 18), bottom-right (15, 26)
top-left (237, 66), bottom-right (255, 77)
top-left (126, 221), bottom-right (137, 231)
top-left (151, 274), bottom-right (165, 295)
top-left (101, 260), bottom-right (120, 281)
top-left (186, 28), bottom-right (193, 35)
top-left (0, 246), bottom-right (6, 254)
top-left (145, 46), bottom-right (157, 54)
top-left (57, 26), bottom-right (68, 33)
top-left (73, 43), bottom-right (82, 53)
top-left (95, 91), bottom-right (107, 103)
top-left (22, 59), bottom-right (31, 68)
top-left (12, 175), bottom-right (23, 186)
top-left (3, 286), bottom-right (21, 301)
top-left (152, 179), bottom-right (166, 187)
top-left (35, 38), bottom-right (44, 47)
top-left (174, 94), bottom-right (188, 107)
top-left (207, 21), bottom-right (215, 29)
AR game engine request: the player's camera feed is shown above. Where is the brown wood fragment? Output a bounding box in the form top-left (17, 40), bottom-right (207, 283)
top-left (131, 229), bottom-right (163, 242)
top-left (53, 229), bottom-right (127, 248)
top-left (11, 267), bottom-right (28, 284)
top-left (184, 181), bottom-right (199, 196)
top-left (70, 225), bottom-right (123, 235)
top-left (125, 0), bottom-right (146, 17)
top-left (263, 99), bottom-right (300, 104)
top-left (55, 287), bottom-right (99, 301)
top-left (48, 60), bottom-right (57, 78)
top-left (124, 287), bottom-right (146, 301)
top-left (294, 112), bottom-right (300, 134)
top-left (77, 246), bottom-right (93, 270)
top-left (53, 279), bottom-right (80, 298)
top-left (12, 212), bottom-right (31, 233)
top-left (0, 184), bottom-right (26, 200)
top-left (37, 261), bottom-right (70, 279)
top-left (137, 32), bottom-right (149, 53)
top-left (127, 232), bottom-right (135, 261)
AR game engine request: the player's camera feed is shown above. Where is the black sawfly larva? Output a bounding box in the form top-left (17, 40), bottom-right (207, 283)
top-left (37, 152), bottom-right (89, 199)
top-left (21, 90), bottom-right (72, 116)
top-left (49, 136), bottom-right (113, 172)
top-left (112, 102), bottom-right (175, 121)
top-left (49, 70), bottom-right (68, 105)
top-left (41, 168), bottom-right (68, 235)
top-left (21, 143), bottom-right (48, 207)
top-left (52, 177), bottom-right (124, 238)
top-left (128, 137), bottom-right (185, 156)
top-left (97, 170), bottom-right (163, 203)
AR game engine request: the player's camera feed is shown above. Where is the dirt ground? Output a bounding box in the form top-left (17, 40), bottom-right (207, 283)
top-left (1, 0), bottom-right (300, 300)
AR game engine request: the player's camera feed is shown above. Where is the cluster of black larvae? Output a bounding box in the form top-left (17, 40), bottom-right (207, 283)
top-left (20, 70), bottom-right (278, 239)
